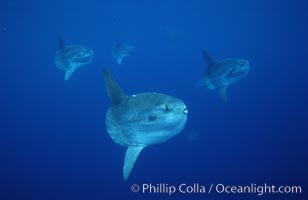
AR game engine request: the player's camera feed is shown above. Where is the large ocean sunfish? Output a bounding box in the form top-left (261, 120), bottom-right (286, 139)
top-left (54, 35), bottom-right (94, 81)
top-left (112, 41), bottom-right (135, 65)
top-left (200, 50), bottom-right (249, 102)
top-left (103, 69), bottom-right (188, 180)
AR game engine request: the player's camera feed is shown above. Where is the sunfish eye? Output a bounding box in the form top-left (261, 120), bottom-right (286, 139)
top-left (148, 114), bottom-right (157, 121)
top-left (164, 104), bottom-right (172, 112)
top-left (75, 52), bottom-right (82, 58)
top-left (230, 68), bottom-right (236, 74)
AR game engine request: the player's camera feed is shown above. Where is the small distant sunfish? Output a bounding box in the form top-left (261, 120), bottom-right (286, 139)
top-left (54, 35), bottom-right (94, 81)
top-left (112, 41), bottom-right (135, 65)
top-left (199, 50), bottom-right (249, 102)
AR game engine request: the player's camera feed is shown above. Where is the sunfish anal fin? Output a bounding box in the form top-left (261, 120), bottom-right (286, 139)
top-left (123, 146), bottom-right (144, 181)
top-left (218, 87), bottom-right (228, 103)
top-left (117, 57), bottom-right (123, 65)
top-left (65, 69), bottom-right (75, 81)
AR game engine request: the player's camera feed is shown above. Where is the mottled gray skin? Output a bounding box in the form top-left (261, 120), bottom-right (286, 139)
top-left (55, 44), bottom-right (94, 81)
top-left (112, 41), bottom-right (135, 65)
top-left (201, 50), bottom-right (249, 102)
top-left (106, 93), bottom-right (187, 147)
top-left (103, 70), bottom-right (187, 180)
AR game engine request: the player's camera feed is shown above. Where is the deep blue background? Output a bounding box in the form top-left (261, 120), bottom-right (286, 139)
top-left (0, 0), bottom-right (307, 199)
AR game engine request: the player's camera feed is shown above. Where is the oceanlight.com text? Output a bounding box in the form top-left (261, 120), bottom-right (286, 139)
top-left (130, 183), bottom-right (302, 196)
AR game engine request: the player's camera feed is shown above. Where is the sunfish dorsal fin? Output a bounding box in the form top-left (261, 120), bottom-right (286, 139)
top-left (56, 34), bottom-right (65, 49)
top-left (115, 40), bottom-right (121, 47)
top-left (103, 69), bottom-right (127, 105)
top-left (202, 49), bottom-right (215, 67)
top-left (123, 146), bottom-right (144, 181)
top-left (218, 87), bottom-right (228, 102)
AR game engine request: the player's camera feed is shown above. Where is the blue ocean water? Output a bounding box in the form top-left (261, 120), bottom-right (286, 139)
top-left (1, 0), bottom-right (307, 199)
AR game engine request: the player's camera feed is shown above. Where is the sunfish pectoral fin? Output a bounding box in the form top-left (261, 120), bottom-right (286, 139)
top-left (196, 77), bottom-right (216, 90)
top-left (65, 69), bottom-right (75, 81)
top-left (217, 87), bottom-right (228, 103)
top-left (123, 145), bottom-right (145, 181)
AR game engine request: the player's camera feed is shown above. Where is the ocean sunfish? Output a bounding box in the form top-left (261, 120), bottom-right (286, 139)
top-left (112, 41), bottom-right (135, 65)
top-left (200, 50), bottom-right (249, 102)
top-left (54, 35), bottom-right (94, 81)
top-left (103, 69), bottom-right (188, 180)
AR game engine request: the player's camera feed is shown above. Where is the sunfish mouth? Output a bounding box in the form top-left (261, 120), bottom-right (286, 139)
top-left (241, 65), bottom-right (249, 72)
top-left (238, 68), bottom-right (249, 76)
top-left (183, 107), bottom-right (188, 115)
